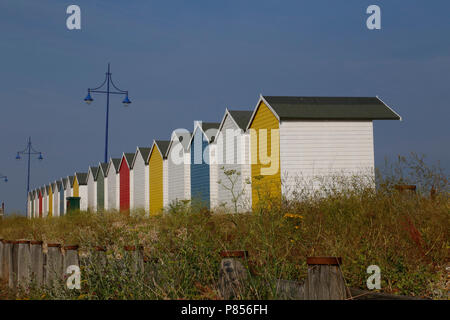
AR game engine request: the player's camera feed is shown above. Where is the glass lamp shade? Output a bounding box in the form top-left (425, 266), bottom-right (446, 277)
top-left (84, 92), bottom-right (94, 104)
top-left (15, 153), bottom-right (21, 160)
top-left (122, 95), bottom-right (131, 107)
top-left (38, 153), bottom-right (43, 160)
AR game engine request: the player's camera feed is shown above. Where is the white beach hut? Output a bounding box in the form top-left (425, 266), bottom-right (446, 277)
top-left (87, 165), bottom-right (98, 212)
top-left (105, 158), bottom-right (121, 211)
top-left (131, 147), bottom-right (151, 213)
top-left (212, 109), bottom-right (253, 212)
top-left (165, 130), bottom-right (192, 206)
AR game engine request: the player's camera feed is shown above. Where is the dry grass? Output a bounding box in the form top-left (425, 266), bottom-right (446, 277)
top-left (0, 153), bottom-right (448, 299)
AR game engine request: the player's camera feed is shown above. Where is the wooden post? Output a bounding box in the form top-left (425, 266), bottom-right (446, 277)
top-left (16, 240), bottom-right (31, 289)
top-left (45, 243), bottom-right (63, 287)
top-left (124, 245), bottom-right (144, 274)
top-left (394, 185), bottom-right (416, 194)
top-left (93, 246), bottom-right (107, 267)
top-left (30, 241), bottom-right (44, 286)
top-left (305, 257), bottom-right (347, 300)
top-left (218, 251), bottom-right (249, 299)
top-left (80, 246), bottom-right (106, 277)
top-left (8, 241), bottom-right (18, 290)
top-left (0, 239), bottom-right (4, 278)
top-left (2, 240), bottom-right (13, 282)
top-left (275, 279), bottom-right (305, 300)
top-left (63, 245), bottom-right (79, 279)
top-left (143, 256), bottom-right (159, 284)
top-left (430, 186), bottom-right (437, 200)
top-left (220, 250), bottom-right (248, 259)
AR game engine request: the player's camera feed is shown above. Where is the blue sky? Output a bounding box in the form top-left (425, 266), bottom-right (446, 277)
top-left (0, 0), bottom-right (449, 214)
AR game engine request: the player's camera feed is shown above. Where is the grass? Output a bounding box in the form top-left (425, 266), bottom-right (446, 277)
top-left (0, 153), bottom-right (448, 300)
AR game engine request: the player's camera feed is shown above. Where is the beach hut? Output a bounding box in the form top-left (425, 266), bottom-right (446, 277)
top-left (36, 190), bottom-right (40, 217)
top-left (56, 181), bottom-right (63, 217)
top-left (105, 158), bottom-right (121, 211)
top-left (44, 185), bottom-right (49, 217)
top-left (51, 181), bottom-right (58, 217)
top-left (87, 165), bottom-right (99, 212)
top-left (148, 140), bottom-right (170, 214)
top-left (246, 95), bottom-right (401, 207)
top-left (130, 159), bottom-right (134, 211)
top-left (35, 190), bottom-right (39, 218)
top-left (165, 130), bottom-right (192, 206)
top-left (26, 191), bottom-right (30, 218)
top-left (68, 175), bottom-right (74, 195)
top-left (63, 177), bottom-right (71, 215)
top-left (33, 190), bottom-right (38, 218)
top-left (188, 121), bottom-right (220, 210)
top-left (95, 163), bottom-right (108, 212)
top-left (38, 188), bottom-right (43, 218)
top-left (27, 191), bottom-right (32, 218)
top-left (213, 109), bottom-right (253, 212)
top-left (34, 190), bottom-right (38, 217)
top-left (73, 172), bottom-right (88, 211)
top-left (32, 189), bottom-right (36, 218)
top-left (42, 186), bottom-right (48, 217)
top-left (50, 182), bottom-right (56, 217)
top-left (131, 147), bottom-right (151, 213)
top-left (29, 190), bottom-right (33, 218)
top-left (47, 184), bottom-right (54, 217)
top-left (119, 153), bottom-right (135, 212)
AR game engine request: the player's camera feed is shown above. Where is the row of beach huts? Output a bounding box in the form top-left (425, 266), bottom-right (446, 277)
top-left (26, 95), bottom-right (401, 218)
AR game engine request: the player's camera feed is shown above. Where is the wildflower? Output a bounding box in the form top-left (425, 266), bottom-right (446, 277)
top-left (284, 213), bottom-right (304, 219)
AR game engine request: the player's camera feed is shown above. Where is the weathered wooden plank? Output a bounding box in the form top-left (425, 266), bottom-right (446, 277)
top-left (329, 265), bottom-right (346, 299)
top-left (0, 239), bottom-right (4, 278)
top-left (218, 258), bottom-right (248, 299)
top-left (30, 241), bottom-right (44, 286)
top-left (45, 243), bottom-right (63, 287)
top-left (63, 245), bottom-right (79, 274)
top-left (9, 242), bottom-right (18, 289)
top-left (16, 241), bottom-right (32, 289)
top-left (124, 245), bottom-right (144, 274)
top-left (306, 257), bottom-right (346, 300)
top-left (275, 279), bottom-right (305, 300)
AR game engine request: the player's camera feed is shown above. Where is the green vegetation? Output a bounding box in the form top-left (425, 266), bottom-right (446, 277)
top-left (0, 153), bottom-right (448, 299)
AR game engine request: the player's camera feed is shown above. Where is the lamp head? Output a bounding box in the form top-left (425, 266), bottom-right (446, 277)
top-left (4, 177), bottom-right (7, 183)
top-left (122, 94), bottom-right (131, 107)
top-left (38, 153), bottom-right (43, 161)
top-left (84, 92), bottom-right (93, 105)
top-left (15, 153), bottom-right (21, 160)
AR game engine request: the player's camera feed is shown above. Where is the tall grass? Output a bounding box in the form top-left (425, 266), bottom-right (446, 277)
top-left (0, 153), bottom-right (448, 299)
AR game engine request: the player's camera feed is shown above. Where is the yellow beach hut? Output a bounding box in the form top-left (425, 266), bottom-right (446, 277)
top-left (147, 140), bottom-right (170, 215)
top-left (246, 95), bottom-right (401, 208)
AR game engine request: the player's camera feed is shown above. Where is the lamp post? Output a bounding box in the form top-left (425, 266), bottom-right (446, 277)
top-left (0, 174), bottom-right (7, 216)
top-left (16, 136), bottom-right (43, 214)
top-left (84, 63), bottom-right (132, 163)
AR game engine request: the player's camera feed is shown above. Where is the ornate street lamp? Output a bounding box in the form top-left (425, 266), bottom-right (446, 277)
top-left (16, 136), bottom-right (43, 215)
top-left (83, 63), bottom-right (132, 163)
